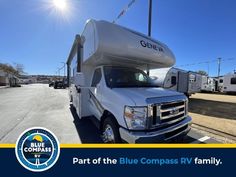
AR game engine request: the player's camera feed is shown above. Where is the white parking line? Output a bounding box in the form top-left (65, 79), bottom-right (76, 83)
top-left (191, 136), bottom-right (211, 144)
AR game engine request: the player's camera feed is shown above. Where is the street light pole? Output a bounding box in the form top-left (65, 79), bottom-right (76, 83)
top-left (148, 0), bottom-right (152, 37)
top-left (147, 0), bottom-right (152, 76)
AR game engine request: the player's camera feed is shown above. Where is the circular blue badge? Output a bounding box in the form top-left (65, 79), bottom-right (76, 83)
top-left (15, 127), bottom-right (60, 172)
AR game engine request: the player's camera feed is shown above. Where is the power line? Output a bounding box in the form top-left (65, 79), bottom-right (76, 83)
top-left (112, 0), bottom-right (136, 24)
top-left (176, 58), bottom-right (236, 68)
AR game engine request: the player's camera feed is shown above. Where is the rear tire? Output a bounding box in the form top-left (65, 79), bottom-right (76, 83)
top-left (102, 117), bottom-right (121, 143)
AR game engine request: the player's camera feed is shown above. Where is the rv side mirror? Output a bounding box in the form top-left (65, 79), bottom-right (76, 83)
top-left (74, 72), bottom-right (85, 86)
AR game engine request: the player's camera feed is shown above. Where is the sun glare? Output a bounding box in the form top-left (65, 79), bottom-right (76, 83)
top-left (38, 0), bottom-right (77, 23)
top-left (53, 0), bottom-right (67, 11)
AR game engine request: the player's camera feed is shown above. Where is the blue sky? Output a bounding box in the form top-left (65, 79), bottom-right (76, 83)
top-left (0, 0), bottom-right (235, 76)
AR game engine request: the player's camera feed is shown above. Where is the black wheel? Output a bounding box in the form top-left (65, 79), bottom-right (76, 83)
top-left (102, 117), bottom-right (121, 143)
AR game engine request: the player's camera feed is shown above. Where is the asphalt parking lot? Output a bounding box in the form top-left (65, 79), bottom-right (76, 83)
top-left (0, 84), bottom-right (220, 144)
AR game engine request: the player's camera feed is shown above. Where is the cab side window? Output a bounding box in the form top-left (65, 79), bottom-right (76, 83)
top-left (171, 76), bottom-right (176, 85)
top-left (91, 68), bottom-right (102, 87)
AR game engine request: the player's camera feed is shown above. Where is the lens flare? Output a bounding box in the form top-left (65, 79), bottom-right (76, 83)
top-left (53, 0), bottom-right (67, 11)
top-left (32, 0), bottom-right (80, 24)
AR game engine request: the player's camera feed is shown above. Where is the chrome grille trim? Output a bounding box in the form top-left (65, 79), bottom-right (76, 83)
top-left (161, 111), bottom-right (185, 120)
top-left (160, 105), bottom-right (185, 113)
top-left (150, 99), bottom-right (187, 128)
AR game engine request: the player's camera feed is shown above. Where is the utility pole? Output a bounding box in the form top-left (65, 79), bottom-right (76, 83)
top-left (148, 0), bottom-right (152, 37)
top-left (217, 57), bottom-right (221, 77)
top-left (207, 62), bottom-right (210, 75)
top-left (57, 67), bottom-right (60, 77)
top-left (61, 62), bottom-right (66, 77)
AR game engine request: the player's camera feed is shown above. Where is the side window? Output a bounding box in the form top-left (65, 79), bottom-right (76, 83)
top-left (171, 76), bottom-right (177, 85)
top-left (219, 79), bottom-right (223, 83)
top-left (230, 78), bottom-right (236, 85)
top-left (91, 68), bottom-right (102, 87)
top-left (135, 73), bottom-right (147, 82)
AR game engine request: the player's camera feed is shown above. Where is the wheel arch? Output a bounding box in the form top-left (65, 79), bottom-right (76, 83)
top-left (100, 110), bottom-right (120, 131)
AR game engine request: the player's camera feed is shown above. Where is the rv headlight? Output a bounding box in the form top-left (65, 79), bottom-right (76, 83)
top-left (124, 106), bottom-right (147, 130)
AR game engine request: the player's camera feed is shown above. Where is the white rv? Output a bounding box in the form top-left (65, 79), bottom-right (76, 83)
top-left (66, 20), bottom-right (192, 143)
top-left (201, 76), bottom-right (216, 92)
top-left (223, 72), bottom-right (236, 93)
top-left (151, 67), bottom-right (202, 96)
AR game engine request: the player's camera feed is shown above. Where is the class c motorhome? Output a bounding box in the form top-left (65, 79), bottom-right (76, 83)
top-left (151, 67), bottom-right (202, 96)
top-left (66, 19), bottom-right (192, 143)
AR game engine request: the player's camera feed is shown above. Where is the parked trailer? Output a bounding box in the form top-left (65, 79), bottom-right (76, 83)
top-left (217, 76), bottom-right (224, 92)
top-left (223, 72), bottom-right (236, 93)
top-left (66, 20), bottom-right (191, 143)
top-left (151, 67), bottom-right (202, 96)
top-left (201, 76), bottom-right (216, 92)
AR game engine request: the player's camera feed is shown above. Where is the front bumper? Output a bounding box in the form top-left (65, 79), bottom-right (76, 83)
top-left (119, 116), bottom-right (192, 143)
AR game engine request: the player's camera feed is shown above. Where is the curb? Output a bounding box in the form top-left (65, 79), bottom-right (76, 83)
top-left (192, 123), bottom-right (236, 141)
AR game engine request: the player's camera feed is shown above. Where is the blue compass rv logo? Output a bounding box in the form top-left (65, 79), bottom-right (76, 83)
top-left (15, 127), bottom-right (60, 172)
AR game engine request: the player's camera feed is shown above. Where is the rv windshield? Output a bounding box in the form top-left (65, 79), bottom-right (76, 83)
top-left (104, 66), bottom-right (157, 88)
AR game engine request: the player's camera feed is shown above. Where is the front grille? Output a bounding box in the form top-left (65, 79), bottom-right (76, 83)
top-left (151, 100), bottom-right (186, 127)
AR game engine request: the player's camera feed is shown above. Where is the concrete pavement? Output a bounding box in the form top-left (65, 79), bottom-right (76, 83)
top-left (0, 84), bottom-right (81, 143)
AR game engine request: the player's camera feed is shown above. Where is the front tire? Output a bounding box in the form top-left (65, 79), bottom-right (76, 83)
top-left (102, 117), bottom-right (121, 143)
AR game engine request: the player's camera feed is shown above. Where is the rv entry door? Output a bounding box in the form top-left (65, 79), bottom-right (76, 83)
top-left (178, 71), bottom-right (188, 93)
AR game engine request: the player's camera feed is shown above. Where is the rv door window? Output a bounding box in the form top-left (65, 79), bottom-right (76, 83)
top-left (171, 76), bottom-right (176, 85)
top-left (91, 68), bottom-right (102, 87)
top-left (230, 78), bottom-right (236, 85)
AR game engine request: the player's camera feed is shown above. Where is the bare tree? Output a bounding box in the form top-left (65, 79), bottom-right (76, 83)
top-left (0, 63), bottom-right (17, 74)
top-left (0, 63), bottom-right (26, 76)
top-left (14, 63), bottom-right (25, 75)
